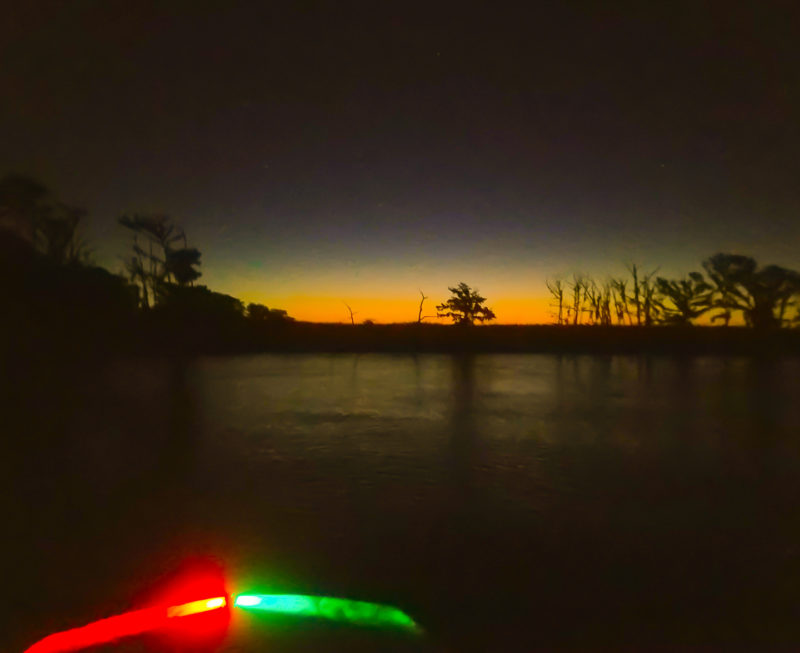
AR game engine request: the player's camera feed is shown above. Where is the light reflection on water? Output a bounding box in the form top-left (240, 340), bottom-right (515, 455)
top-left (7, 353), bottom-right (800, 649)
top-left (192, 354), bottom-right (800, 485)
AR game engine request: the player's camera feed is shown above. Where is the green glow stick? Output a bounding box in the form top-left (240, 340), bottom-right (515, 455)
top-left (234, 594), bottom-right (421, 633)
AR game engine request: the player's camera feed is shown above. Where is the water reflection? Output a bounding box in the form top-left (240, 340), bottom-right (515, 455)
top-left (7, 353), bottom-right (800, 650)
top-left (448, 354), bottom-right (477, 496)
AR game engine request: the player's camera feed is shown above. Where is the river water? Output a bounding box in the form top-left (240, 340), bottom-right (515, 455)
top-left (6, 354), bottom-right (800, 651)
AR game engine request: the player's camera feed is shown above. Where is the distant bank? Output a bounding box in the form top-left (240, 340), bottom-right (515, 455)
top-left (6, 318), bottom-right (800, 361)
top-left (84, 322), bottom-right (793, 356)
top-left (241, 323), bottom-right (800, 356)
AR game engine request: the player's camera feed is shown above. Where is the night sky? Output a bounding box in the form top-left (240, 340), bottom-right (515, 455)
top-left (3, 2), bottom-right (799, 322)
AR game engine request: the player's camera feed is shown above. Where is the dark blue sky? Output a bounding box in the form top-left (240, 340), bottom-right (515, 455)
top-left (3, 2), bottom-right (798, 321)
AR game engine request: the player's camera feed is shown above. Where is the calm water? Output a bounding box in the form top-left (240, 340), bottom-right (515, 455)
top-left (6, 354), bottom-right (800, 651)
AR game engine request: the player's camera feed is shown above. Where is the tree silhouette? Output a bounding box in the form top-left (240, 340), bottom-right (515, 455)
top-left (625, 264), bottom-right (660, 326)
top-left (417, 289), bottom-right (433, 323)
top-left (610, 278), bottom-right (631, 325)
top-left (343, 301), bottom-right (358, 325)
top-left (628, 263), bottom-right (642, 325)
top-left (747, 264), bottom-right (800, 328)
top-left (702, 253), bottom-right (800, 329)
top-left (119, 214), bottom-right (201, 306)
top-left (0, 174), bottom-right (91, 264)
top-left (0, 174), bottom-right (47, 244)
top-left (702, 253), bottom-right (754, 326)
top-left (654, 272), bottom-right (712, 325)
top-left (436, 282), bottom-right (496, 325)
top-left (158, 284), bottom-right (245, 329)
top-left (119, 214), bottom-right (173, 306)
top-left (582, 279), bottom-right (599, 324)
top-left (640, 270), bottom-right (660, 326)
top-left (546, 279), bottom-right (565, 325)
top-left (36, 204), bottom-right (92, 265)
top-left (567, 275), bottom-right (585, 325)
top-left (247, 303), bottom-right (293, 323)
top-left (165, 247), bottom-right (202, 286)
top-left (599, 282), bottom-right (613, 325)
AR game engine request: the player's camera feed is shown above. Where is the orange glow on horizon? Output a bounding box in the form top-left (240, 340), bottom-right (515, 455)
top-left (217, 284), bottom-right (753, 327)
top-left (237, 294), bottom-right (554, 324)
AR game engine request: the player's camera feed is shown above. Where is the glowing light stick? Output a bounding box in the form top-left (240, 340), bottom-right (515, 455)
top-left (167, 596), bottom-right (226, 617)
top-left (24, 597), bottom-right (227, 653)
top-left (233, 593), bottom-right (421, 633)
top-left (25, 589), bottom-right (422, 650)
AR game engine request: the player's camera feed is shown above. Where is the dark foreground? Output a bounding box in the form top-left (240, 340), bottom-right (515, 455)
top-left (4, 353), bottom-right (800, 652)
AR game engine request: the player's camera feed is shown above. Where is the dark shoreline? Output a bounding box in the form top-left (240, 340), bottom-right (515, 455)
top-left (7, 321), bottom-right (800, 361)
top-left (127, 323), bottom-right (800, 357)
top-left (242, 323), bottom-right (800, 356)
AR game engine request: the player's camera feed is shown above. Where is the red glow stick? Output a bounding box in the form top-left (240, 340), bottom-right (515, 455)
top-left (24, 596), bottom-right (227, 653)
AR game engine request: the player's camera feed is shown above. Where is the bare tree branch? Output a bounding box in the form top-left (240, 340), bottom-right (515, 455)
top-left (417, 289), bottom-right (429, 323)
top-left (343, 301), bottom-right (358, 325)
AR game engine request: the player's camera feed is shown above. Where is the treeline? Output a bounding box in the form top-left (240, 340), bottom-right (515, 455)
top-left (114, 211), bottom-right (293, 325)
top-left (546, 259), bottom-right (800, 329)
top-left (3, 172), bottom-right (800, 358)
top-left (0, 174), bottom-right (292, 356)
